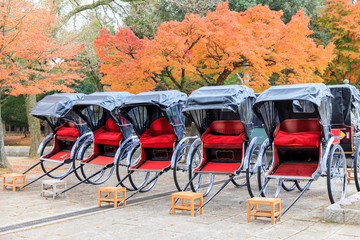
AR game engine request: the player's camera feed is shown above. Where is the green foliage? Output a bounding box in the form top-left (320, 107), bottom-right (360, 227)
top-left (1, 95), bottom-right (28, 128)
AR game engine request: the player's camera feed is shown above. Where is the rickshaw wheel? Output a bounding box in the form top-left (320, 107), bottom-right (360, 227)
top-left (127, 144), bottom-right (156, 192)
top-left (327, 144), bottom-right (347, 204)
top-left (281, 181), bottom-right (296, 191)
top-left (72, 141), bottom-right (94, 182)
top-left (354, 143), bottom-right (360, 192)
top-left (295, 180), bottom-right (307, 191)
top-left (115, 142), bottom-right (137, 191)
top-left (40, 138), bottom-right (73, 179)
top-left (188, 144), bottom-right (214, 197)
top-left (173, 143), bottom-right (192, 192)
top-left (257, 143), bottom-right (276, 197)
top-left (246, 145), bottom-right (261, 197)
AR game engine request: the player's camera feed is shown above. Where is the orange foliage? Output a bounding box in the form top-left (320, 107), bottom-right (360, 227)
top-left (95, 2), bottom-right (334, 93)
top-left (0, 0), bottom-right (82, 96)
top-left (318, 0), bottom-right (360, 85)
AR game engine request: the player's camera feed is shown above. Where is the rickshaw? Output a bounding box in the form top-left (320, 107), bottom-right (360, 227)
top-left (23, 93), bottom-right (89, 188)
top-left (329, 85), bottom-right (360, 191)
top-left (59, 92), bottom-right (135, 193)
top-left (182, 85), bottom-right (259, 208)
top-left (254, 83), bottom-right (347, 219)
top-left (117, 90), bottom-right (190, 199)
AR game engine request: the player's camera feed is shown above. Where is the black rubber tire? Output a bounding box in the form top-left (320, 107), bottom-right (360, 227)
top-left (281, 181), bottom-right (296, 191)
top-left (173, 143), bottom-right (191, 192)
top-left (327, 144), bottom-right (347, 204)
top-left (354, 143), bottom-right (360, 192)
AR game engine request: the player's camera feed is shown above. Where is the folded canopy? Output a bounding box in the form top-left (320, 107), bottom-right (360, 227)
top-left (121, 90), bottom-right (187, 140)
top-left (183, 85), bottom-right (255, 136)
top-left (30, 93), bottom-right (85, 119)
top-left (253, 83), bottom-right (333, 142)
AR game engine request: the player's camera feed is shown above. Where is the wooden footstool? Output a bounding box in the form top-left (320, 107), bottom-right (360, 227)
top-left (41, 179), bottom-right (67, 199)
top-left (247, 197), bottom-right (281, 224)
top-left (2, 173), bottom-right (26, 191)
top-left (171, 192), bottom-right (203, 217)
top-left (98, 187), bottom-right (126, 208)
top-left (347, 169), bottom-right (355, 183)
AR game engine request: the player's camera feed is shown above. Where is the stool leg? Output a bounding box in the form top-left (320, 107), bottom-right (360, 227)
top-left (114, 190), bottom-right (118, 208)
top-left (181, 198), bottom-right (185, 212)
top-left (200, 197), bottom-right (203, 214)
top-left (278, 202), bottom-right (281, 222)
top-left (23, 177), bottom-right (26, 190)
top-left (247, 201), bottom-right (251, 223)
top-left (172, 196), bottom-right (175, 215)
top-left (98, 189), bottom-right (101, 207)
top-left (123, 190), bottom-right (126, 206)
top-left (191, 199), bottom-right (195, 217)
top-left (254, 204), bottom-right (258, 220)
top-left (271, 203), bottom-right (275, 224)
top-left (13, 178), bottom-right (16, 192)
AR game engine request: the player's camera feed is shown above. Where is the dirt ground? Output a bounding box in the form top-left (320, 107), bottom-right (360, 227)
top-left (4, 135), bottom-right (31, 146)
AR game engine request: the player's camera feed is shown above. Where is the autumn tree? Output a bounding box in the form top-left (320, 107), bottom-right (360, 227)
top-left (95, 2), bottom-right (334, 93)
top-left (317, 0), bottom-right (360, 85)
top-left (0, 0), bottom-right (82, 168)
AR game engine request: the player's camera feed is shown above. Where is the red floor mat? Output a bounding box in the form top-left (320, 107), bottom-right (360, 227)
top-left (47, 151), bottom-right (71, 161)
top-left (132, 160), bottom-right (171, 171)
top-left (198, 162), bottom-right (241, 173)
top-left (272, 163), bottom-right (318, 177)
top-left (86, 155), bottom-right (114, 165)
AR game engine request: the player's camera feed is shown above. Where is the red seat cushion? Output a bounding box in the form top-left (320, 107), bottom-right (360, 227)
top-left (274, 130), bottom-right (322, 148)
top-left (131, 160), bottom-right (172, 171)
top-left (201, 121), bottom-right (245, 149)
top-left (94, 119), bottom-right (123, 146)
top-left (140, 118), bottom-right (176, 148)
top-left (56, 125), bottom-right (80, 141)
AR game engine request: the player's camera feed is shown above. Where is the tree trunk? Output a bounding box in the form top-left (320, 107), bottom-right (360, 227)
top-left (26, 95), bottom-right (41, 159)
top-left (0, 103), bottom-right (11, 168)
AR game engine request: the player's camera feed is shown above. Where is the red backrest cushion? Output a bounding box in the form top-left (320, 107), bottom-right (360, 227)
top-left (209, 120), bottom-right (245, 135)
top-left (278, 119), bottom-right (322, 134)
top-left (149, 117), bottom-right (174, 136)
top-left (104, 118), bottom-right (121, 132)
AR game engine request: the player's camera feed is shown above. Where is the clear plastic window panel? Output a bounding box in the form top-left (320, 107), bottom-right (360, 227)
top-left (46, 117), bottom-right (65, 131)
top-left (238, 97), bottom-right (255, 137)
top-left (81, 105), bottom-right (105, 131)
top-left (319, 97), bottom-right (332, 140)
top-left (166, 104), bottom-right (185, 140)
top-left (111, 108), bottom-right (133, 139)
top-left (292, 100), bottom-right (315, 113)
top-left (189, 109), bottom-right (207, 135)
top-left (126, 106), bottom-right (149, 136)
top-left (63, 110), bottom-right (90, 135)
top-left (257, 101), bottom-right (279, 140)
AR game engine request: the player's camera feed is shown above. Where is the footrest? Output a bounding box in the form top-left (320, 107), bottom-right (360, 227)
top-left (2, 173), bottom-right (26, 191)
top-left (98, 187), bottom-right (126, 208)
top-left (41, 179), bottom-right (67, 199)
top-left (171, 192), bottom-right (203, 217)
top-left (247, 197), bottom-right (281, 224)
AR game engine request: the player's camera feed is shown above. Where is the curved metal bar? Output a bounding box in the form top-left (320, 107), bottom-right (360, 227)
top-left (256, 138), bottom-right (270, 172)
top-left (76, 135), bottom-right (94, 160)
top-left (171, 136), bottom-right (199, 169)
top-left (70, 132), bottom-right (93, 159)
top-left (319, 136), bottom-right (338, 175)
top-left (186, 137), bottom-right (202, 166)
top-left (126, 141), bottom-right (141, 166)
top-left (37, 133), bottom-right (54, 154)
top-left (114, 136), bottom-right (139, 167)
top-left (242, 137), bottom-right (259, 170)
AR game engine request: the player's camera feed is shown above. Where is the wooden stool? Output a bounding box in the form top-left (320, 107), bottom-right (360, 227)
top-left (41, 179), bottom-right (67, 199)
top-left (247, 197), bottom-right (281, 224)
top-left (98, 187), bottom-right (126, 208)
top-left (2, 173), bottom-right (26, 191)
top-left (171, 192), bottom-right (203, 217)
top-left (347, 169), bottom-right (355, 183)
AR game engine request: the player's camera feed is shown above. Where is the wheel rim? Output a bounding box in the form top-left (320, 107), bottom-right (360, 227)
top-left (128, 145), bottom-right (151, 190)
top-left (40, 138), bottom-right (73, 179)
top-left (173, 143), bottom-right (191, 191)
top-left (246, 145), bottom-right (260, 197)
top-left (328, 145), bottom-right (347, 203)
top-left (258, 145), bottom-right (277, 197)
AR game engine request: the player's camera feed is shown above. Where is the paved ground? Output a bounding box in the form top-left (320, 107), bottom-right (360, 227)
top-left (1, 157), bottom-right (360, 240)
